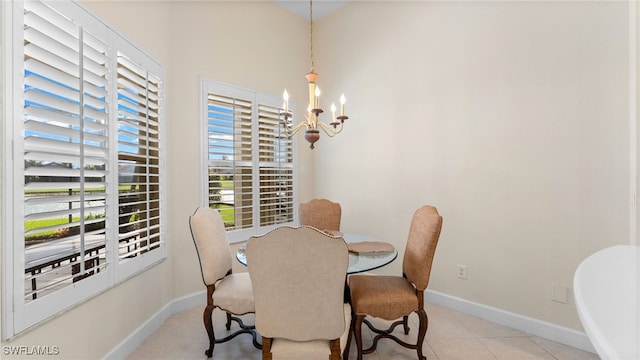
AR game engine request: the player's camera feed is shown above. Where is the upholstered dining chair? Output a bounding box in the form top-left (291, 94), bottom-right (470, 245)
top-left (247, 226), bottom-right (351, 360)
top-left (189, 207), bottom-right (260, 358)
top-left (299, 198), bottom-right (342, 232)
top-left (344, 205), bottom-right (443, 360)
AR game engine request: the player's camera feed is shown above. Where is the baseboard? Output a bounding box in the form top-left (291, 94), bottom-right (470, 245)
top-left (105, 289), bottom-right (596, 358)
top-left (425, 290), bottom-right (596, 354)
top-left (102, 290), bottom-right (205, 360)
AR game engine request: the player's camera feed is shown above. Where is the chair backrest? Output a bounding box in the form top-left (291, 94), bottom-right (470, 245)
top-left (299, 199), bottom-right (342, 231)
top-left (189, 207), bottom-right (233, 286)
top-left (247, 226), bottom-right (348, 341)
top-left (402, 205), bottom-right (443, 291)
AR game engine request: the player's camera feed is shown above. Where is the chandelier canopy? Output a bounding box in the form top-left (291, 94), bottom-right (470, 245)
top-left (280, 0), bottom-right (349, 149)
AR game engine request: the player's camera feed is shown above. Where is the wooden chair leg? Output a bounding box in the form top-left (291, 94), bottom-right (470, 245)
top-left (416, 309), bottom-right (428, 360)
top-left (225, 311), bottom-right (232, 330)
top-left (262, 337), bottom-right (273, 360)
top-left (330, 339), bottom-right (341, 360)
top-left (203, 304), bottom-right (215, 358)
top-left (343, 312), bottom-right (355, 360)
top-left (353, 310), bottom-right (429, 360)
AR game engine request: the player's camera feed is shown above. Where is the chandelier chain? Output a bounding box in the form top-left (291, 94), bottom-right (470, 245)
top-left (309, 0), bottom-right (315, 73)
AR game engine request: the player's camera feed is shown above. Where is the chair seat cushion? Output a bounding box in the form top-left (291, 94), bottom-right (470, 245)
top-left (349, 275), bottom-right (418, 320)
top-left (270, 304), bottom-right (351, 360)
top-left (213, 272), bottom-right (254, 315)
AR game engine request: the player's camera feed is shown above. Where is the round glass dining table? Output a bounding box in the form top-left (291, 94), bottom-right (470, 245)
top-left (235, 233), bottom-right (398, 274)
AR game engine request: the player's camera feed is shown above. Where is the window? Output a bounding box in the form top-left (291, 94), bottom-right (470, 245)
top-left (2, 0), bottom-right (165, 338)
top-left (201, 79), bottom-right (296, 242)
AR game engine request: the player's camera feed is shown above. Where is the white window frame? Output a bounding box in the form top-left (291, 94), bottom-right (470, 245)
top-left (1, 0), bottom-right (166, 339)
top-left (199, 78), bottom-right (298, 243)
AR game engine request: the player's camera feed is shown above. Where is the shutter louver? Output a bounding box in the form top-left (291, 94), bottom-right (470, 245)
top-left (23, 0), bottom-right (109, 301)
top-left (207, 94), bottom-right (254, 230)
top-left (117, 53), bottom-right (162, 261)
top-left (258, 103), bottom-right (293, 226)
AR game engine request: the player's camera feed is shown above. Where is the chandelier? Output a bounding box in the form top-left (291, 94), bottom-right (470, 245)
top-left (280, 0), bottom-right (349, 149)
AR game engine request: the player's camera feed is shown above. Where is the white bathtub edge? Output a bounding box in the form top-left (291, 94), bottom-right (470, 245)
top-left (573, 245), bottom-right (640, 360)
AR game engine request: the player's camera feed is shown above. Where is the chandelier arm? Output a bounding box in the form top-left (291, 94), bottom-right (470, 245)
top-left (316, 121), bottom-right (344, 137)
top-left (286, 121), bottom-right (309, 137)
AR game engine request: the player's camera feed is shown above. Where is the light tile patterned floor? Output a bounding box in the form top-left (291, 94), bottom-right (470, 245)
top-left (126, 303), bottom-right (599, 360)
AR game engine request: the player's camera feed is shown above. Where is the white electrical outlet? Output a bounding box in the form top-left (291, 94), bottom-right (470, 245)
top-left (552, 283), bottom-right (568, 303)
top-left (456, 264), bottom-right (468, 280)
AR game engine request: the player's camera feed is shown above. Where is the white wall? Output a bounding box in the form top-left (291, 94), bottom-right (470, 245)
top-left (315, 1), bottom-right (632, 331)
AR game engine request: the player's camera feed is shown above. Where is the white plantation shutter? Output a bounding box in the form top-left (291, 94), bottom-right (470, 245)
top-left (22, 0), bottom-right (109, 302)
top-left (257, 101), bottom-right (294, 226)
top-left (202, 80), bottom-right (296, 238)
top-left (206, 92), bottom-right (254, 230)
top-left (116, 53), bottom-right (163, 261)
top-left (2, 0), bottom-right (165, 337)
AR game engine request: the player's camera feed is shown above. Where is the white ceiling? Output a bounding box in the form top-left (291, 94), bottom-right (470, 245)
top-left (273, 0), bottom-right (350, 21)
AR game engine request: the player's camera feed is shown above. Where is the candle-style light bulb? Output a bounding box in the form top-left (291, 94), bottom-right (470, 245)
top-left (282, 89), bottom-right (289, 112)
top-left (340, 93), bottom-right (346, 115)
top-left (314, 87), bottom-right (321, 108)
top-left (331, 102), bottom-right (336, 120)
